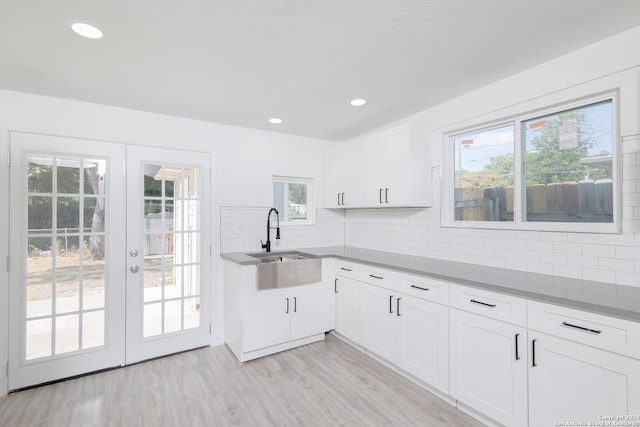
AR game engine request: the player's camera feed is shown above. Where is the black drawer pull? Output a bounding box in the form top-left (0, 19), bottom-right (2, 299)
top-left (410, 285), bottom-right (429, 291)
top-left (369, 274), bottom-right (384, 280)
top-left (515, 333), bottom-right (520, 361)
top-left (334, 279), bottom-right (338, 293)
top-left (389, 295), bottom-right (394, 314)
top-left (340, 267), bottom-right (352, 272)
top-left (470, 299), bottom-right (496, 308)
top-left (396, 297), bottom-right (401, 317)
top-left (562, 321), bottom-right (602, 334)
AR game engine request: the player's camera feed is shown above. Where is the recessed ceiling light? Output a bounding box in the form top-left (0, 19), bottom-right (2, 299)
top-left (71, 22), bottom-right (103, 39)
top-left (350, 99), bottom-right (366, 106)
top-left (269, 118), bottom-right (283, 124)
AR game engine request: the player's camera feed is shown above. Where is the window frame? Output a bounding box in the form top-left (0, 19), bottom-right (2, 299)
top-left (272, 175), bottom-right (316, 226)
top-left (441, 91), bottom-right (620, 233)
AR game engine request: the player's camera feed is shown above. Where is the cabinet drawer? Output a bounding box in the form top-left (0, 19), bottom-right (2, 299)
top-left (359, 265), bottom-right (396, 289)
top-left (397, 273), bottom-right (449, 305)
top-left (528, 300), bottom-right (640, 359)
top-left (450, 284), bottom-right (527, 326)
top-left (335, 261), bottom-right (360, 280)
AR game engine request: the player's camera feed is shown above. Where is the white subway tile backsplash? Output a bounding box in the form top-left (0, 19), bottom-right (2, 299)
top-left (220, 206), bottom-right (345, 254)
top-left (598, 257), bottom-right (635, 273)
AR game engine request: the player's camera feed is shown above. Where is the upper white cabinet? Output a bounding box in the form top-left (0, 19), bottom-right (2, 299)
top-left (324, 122), bottom-right (432, 208)
top-left (324, 143), bottom-right (365, 208)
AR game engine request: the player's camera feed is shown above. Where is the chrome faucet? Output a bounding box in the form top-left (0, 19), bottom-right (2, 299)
top-left (261, 208), bottom-right (280, 252)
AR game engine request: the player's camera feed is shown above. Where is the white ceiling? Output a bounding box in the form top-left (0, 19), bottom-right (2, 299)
top-left (1, 1), bottom-right (640, 141)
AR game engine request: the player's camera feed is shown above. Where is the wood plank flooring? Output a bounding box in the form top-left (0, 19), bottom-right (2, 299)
top-left (0, 334), bottom-right (483, 426)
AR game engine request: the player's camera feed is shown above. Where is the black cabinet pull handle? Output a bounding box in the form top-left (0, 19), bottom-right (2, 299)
top-left (562, 321), bottom-right (602, 334)
top-left (286, 297), bottom-right (290, 314)
top-left (470, 299), bottom-right (496, 308)
top-left (294, 297), bottom-right (297, 313)
top-left (334, 278), bottom-right (338, 293)
top-left (410, 285), bottom-right (429, 291)
top-left (369, 274), bottom-right (383, 280)
top-left (340, 267), bottom-right (352, 271)
top-left (532, 339), bottom-right (537, 367)
top-left (337, 193), bottom-right (341, 206)
top-left (385, 188), bottom-right (389, 203)
top-left (389, 295), bottom-right (394, 314)
top-left (515, 333), bottom-right (520, 361)
top-left (379, 188), bottom-right (383, 204)
top-left (341, 193), bottom-right (345, 205)
top-left (396, 298), bottom-right (401, 316)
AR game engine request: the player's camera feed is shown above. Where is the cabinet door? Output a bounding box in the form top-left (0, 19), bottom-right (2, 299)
top-left (361, 284), bottom-right (396, 362)
top-left (450, 309), bottom-right (528, 427)
top-left (529, 332), bottom-right (640, 426)
top-left (396, 296), bottom-right (449, 394)
top-left (244, 295), bottom-right (290, 352)
top-left (364, 133), bottom-right (389, 206)
top-left (344, 143), bottom-right (365, 207)
top-left (290, 286), bottom-right (329, 341)
top-left (324, 149), bottom-right (347, 208)
top-left (385, 125), bottom-right (411, 206)
top-left (335, 277), bottom-right (361, 344)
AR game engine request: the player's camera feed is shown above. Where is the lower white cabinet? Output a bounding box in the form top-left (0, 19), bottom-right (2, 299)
top-left (361, 284), bottom-right (397, 360)
top-left (396, 294), bottom-right (449, 393)
top-left (450, 308), bottom-right (528, 427)
top-left (360, 283), bottom-right (450, 394)
top-left (245, 285), bottom-right (329, 352)
top-left (529, 331), bottom-right (640, 426)
top-left (335, 277), bottom-right (361, 345)
top-left (224, 260), bottom-right (330, 362)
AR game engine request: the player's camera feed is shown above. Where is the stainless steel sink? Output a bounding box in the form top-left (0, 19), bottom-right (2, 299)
top-left (247, 251), bottom-right (321, 290)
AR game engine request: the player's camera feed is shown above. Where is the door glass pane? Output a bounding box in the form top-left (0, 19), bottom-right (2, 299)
top-left (24, 153), bottom-right (108, 360)
top-left (55, 314), bottom-right (79, 354)
top-left (56, 157), bottom-right (80, 194)
top-left (56, 275), bottom-right (80, 314)
top-left (141, 164), bottom-right (201, 338)
top-left (26, 318), bottom-right (52, 359)
top-left (82, 311), bottom-right (104, 349)
top-left (26, 277), bottom-right (52, 318)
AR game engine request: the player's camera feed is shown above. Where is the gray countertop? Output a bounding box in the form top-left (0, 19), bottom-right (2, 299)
top-left (221, 246), bottom-right (640, 323)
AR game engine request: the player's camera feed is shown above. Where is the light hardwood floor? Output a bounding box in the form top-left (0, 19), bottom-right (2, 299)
top-left (0, 334), bottom-right (483, 426)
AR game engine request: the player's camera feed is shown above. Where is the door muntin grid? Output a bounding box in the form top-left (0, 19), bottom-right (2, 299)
top-left (141, 164), bottom-right (201, 339)
top-left (24, 154), bottom-right (108, 362)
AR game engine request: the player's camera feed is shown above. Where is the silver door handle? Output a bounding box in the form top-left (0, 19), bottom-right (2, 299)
top-left (130, 265), bottom-right (139, 273)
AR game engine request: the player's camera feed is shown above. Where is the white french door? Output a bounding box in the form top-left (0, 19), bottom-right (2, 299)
top-left (8, 132), bottom-right (210, 390)
top-left (125, 145), bottom-right (210, 364)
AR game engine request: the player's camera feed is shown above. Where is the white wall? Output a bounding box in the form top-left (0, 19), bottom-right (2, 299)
top-left (345, 25), bottom-right (640, 287)
top-left (0, 89), bottom-right (338, 395)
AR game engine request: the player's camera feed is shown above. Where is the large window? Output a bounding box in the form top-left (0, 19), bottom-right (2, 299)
top-left (272, 176), bottom-right (315, 225)
top-left (445, 94), bottom-right (618, 232)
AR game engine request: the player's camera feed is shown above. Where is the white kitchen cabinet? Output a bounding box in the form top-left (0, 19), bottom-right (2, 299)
top-left (361, 283), bottom-right (397, 361)
top-left (290, 285), bottom-right (330, 340)
top-left (450, 308), bottom-right (528, 427)
top-left (334, 277), bottom-right (361, 345)
top-left (364, 124), bottom-right (414, 207)
top-left (358, 271), bottom-right (450, 394)
top-left (245, 293), bottom-right (291, 352)
top-left (528, 331), bottom-right (640, 426)
top-left (324, 143), bottom-right (365, 208)
top-left (224, 260), bottom-right (330, 362)
top-left (324, 122), bottom-right (431, 209)
top-left (527, 300), bottom-right (640, 425)
top-left (396, 295), bottom-right (449, 393)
